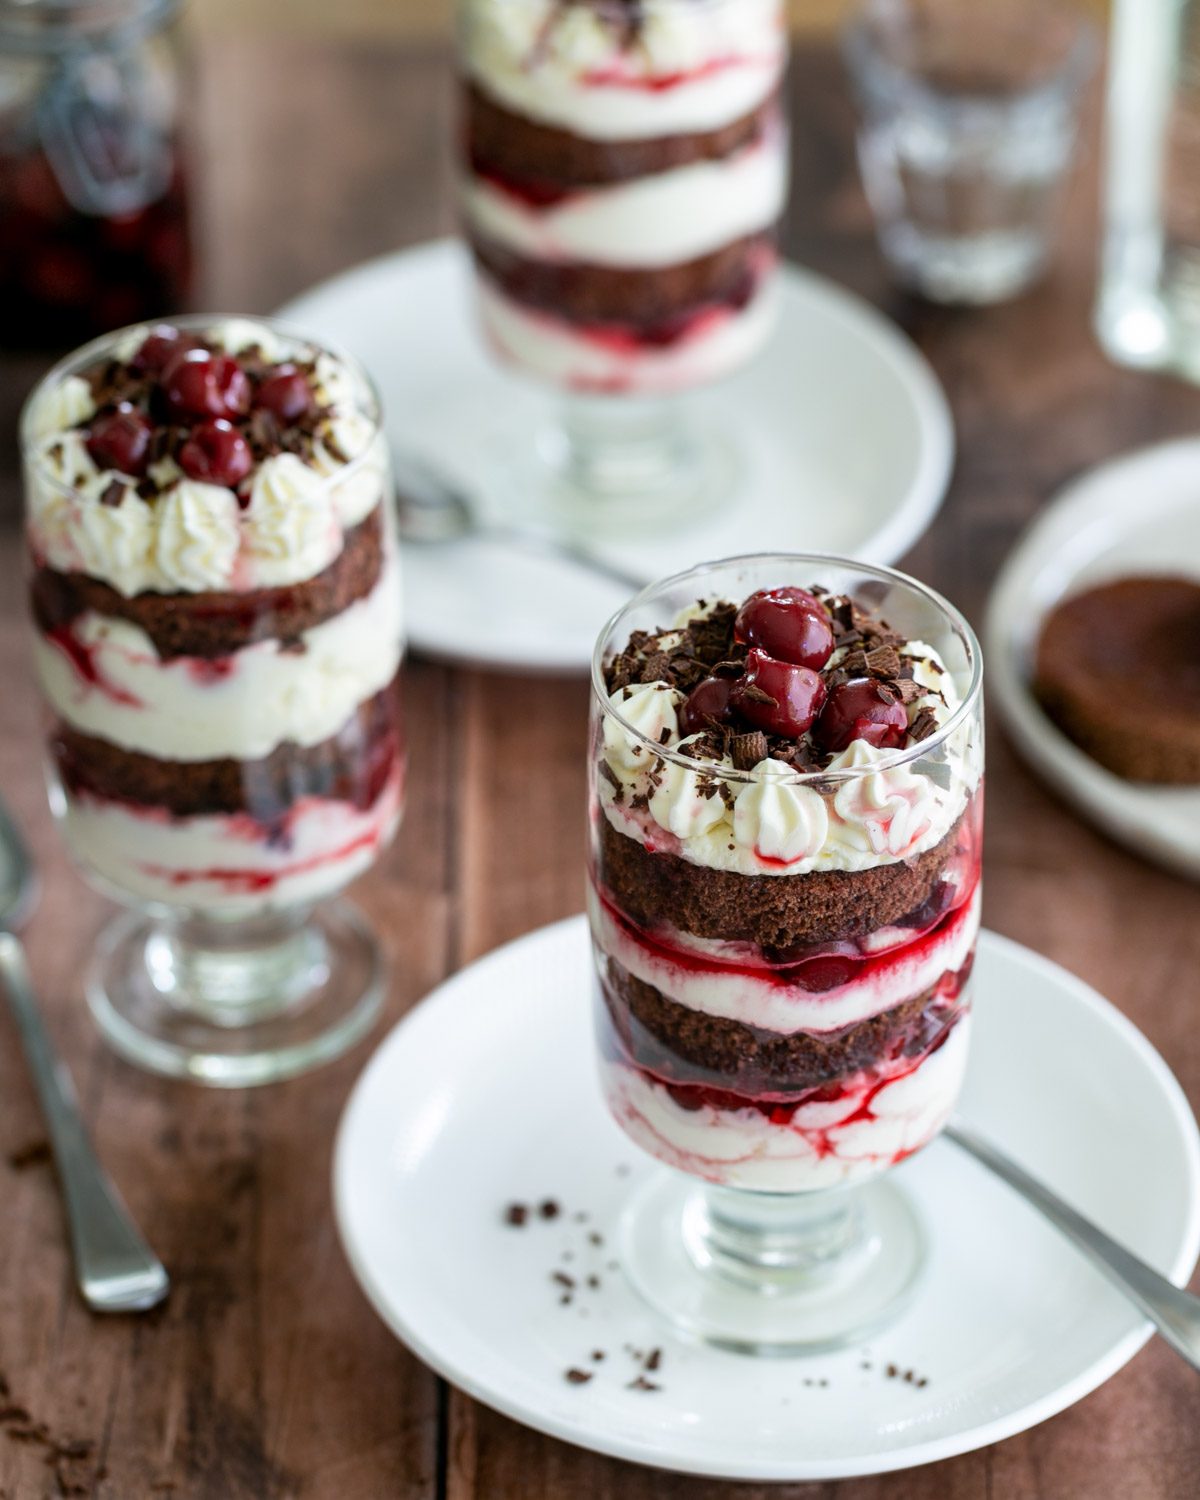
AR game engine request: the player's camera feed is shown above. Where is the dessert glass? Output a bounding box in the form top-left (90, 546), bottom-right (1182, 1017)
top-left (458, 0), bottom-right (789, 528)
top-left (589, 555), bottom-right (983, 1351)
top-left (22, 316), bottom-right (404, 1086)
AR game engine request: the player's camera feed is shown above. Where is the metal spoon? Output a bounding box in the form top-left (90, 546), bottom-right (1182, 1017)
top-left (391, 450), bottom-right (650, 594)
top-left (0, 800), bottom-right (169, 1313)
top-left (946, 1117), bottom-right (1200, 1370)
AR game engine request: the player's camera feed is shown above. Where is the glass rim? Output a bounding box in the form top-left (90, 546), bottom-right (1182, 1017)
top-left (0, 0), bottom-right (180, 49)
top-left (591, 551), bottom-right (983, 785)
top-left (20, 311), bottom-right (384, 503)
top-left (841, 0), bottom-right (1098, 112)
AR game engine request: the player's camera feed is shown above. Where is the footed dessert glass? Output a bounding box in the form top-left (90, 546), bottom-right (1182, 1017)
top-left (589, 555), bottom-right (983, 1351)
top-left (459, 0), bottom-right (789, 529)
top-left (23, 316), bottom-right (404, 1085)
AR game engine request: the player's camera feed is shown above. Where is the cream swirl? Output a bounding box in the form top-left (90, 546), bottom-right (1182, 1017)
top-left (243, 454), bottom-right (338, 586)
top-left (732, 758), bottom-right (830, 866)
top-left (603, 682), bottom-right (683, 773)
top-left (154, 482), bottom-right (241, 591)
top-left (648, 737), bottom-right (729, 839)
top-left (826, 740), bottom-right (944, 862)
top-left (27, 376), bottom-right (96, 441)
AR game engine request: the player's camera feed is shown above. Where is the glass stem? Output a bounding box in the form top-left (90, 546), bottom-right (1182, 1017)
top-left (144, 909), bottom-right (328, 1026)
top-left (682, 1182), bottom-right (871, 1295)
top-left (552, 392), bottom-right (695, 500)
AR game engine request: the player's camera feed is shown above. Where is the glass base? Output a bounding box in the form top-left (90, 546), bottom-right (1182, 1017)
top-left (619, 1171), bottom-right (927, 1355)
top-left (86, 899), bottom-right (384, 1087)
top-left (880, 224), bottom-right (1048, 306)
top-left (505, 394), bottom-right (737, 539)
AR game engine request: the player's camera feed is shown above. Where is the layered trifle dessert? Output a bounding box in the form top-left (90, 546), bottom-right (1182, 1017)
top-left (460, 0), bottom-right (788, 393)
top-left (590, 569), bottom-right (983, 1192)
top-left (24, 317), bottom-right (404, 916)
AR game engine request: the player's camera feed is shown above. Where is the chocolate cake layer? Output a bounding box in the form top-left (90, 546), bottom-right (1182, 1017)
top-left (600, 956), bottom-right (966, 1098)
top-left (51, 675), bottom-right (402, 820)
top-left (597, 812), bottom-right (966, 951)
top-left (466, 82), bottom-right (777, 190)
top-left (1035, 575), bottom-right (1200, 785)
top-left (471, 231), bottom-right (772, 328)
top-left (30, 502), bottom-right (384, 661)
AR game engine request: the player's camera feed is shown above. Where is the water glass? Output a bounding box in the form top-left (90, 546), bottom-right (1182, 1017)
top-left (843, 0), bottom-right (1096, 304)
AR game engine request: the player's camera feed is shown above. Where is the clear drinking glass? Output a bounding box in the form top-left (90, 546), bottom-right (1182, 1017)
top-left (23, 316), bottom-right (404, 1085)
top-left (458, 0), bottom-right (789, 529)
top-left (589, 555), bottom-right (983, 1351)
top-left (843, 0), bottom-right (1096, 305)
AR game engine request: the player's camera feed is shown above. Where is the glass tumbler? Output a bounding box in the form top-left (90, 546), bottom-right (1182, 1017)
top-left (843, 0), bottom-right (1096, 305)
top-left (458, 0), bottom-right (789, 529)
top-left (23, 316), bottom-right (404, 1085)
top-left (589, 555), bottom-right (983, 1351)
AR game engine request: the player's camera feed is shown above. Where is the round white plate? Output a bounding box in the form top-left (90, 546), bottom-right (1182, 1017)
top-left (987, 438), bottom-right (1200, 881)
top-left (334, 917), bottom-right (1200, 1482)
top-left (278, 239), bottom-right (954, 672)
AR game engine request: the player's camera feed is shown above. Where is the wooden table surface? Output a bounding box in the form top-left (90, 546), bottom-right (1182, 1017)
top-left (1, 34), bottom-right (1199, 1500)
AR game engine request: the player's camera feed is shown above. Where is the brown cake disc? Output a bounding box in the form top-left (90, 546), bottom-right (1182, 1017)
top-left (1034, 575), bottom-right (1200, 784)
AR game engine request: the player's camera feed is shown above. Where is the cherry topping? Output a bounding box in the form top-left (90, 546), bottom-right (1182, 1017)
top-left (813, 678), bottom-right (909, 753)
top-left (131, 324), bottom-right (195, 375)
top-left (85, 404), bottom-right (152, 477)
top-left (680, 676), bottom-right (735, 736)
top-left (254, 365), bottom-right (313, 423)
top-left (730, 649), bottom-right (827, 739)
top-left (162, 349), bottom-right (251, 421)
top-left (177, 418), bottom-right (253, 488)
top-left (734, 588), bottom-right (834, 671)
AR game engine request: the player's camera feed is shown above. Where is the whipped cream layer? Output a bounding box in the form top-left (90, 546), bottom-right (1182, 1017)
top-left (60, 765), bottom-right (403, 916)
top-left (464, 120), bottom-right (786, 268)
top-left (592, 881), bottom-right (980, 1035)
top-left (464, 0), bottom-right (785, 139)
top-left (35, 530), bottom-right (402, 763)
top-left (600, 643), bottom-right (980, 876)
top-left (478, 272), bottom-right (776, 394)
top-left (25, 320), bottom-right (386, 597)
top-left (601, 1014), bottom-right (969, 1192)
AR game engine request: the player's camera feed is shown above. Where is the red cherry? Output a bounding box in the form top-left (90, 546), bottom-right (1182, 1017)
top-left (131, 324), bottom-right (195, 374)
top-left (680, 676), bottom-right (735, 736)
top-left (178, 418), bottom-right (253, 487)
top-left (730, 648), bottom-right (827, 739)
top-left (254, 366), bottom-right (313, 423)
top-left (813, 678), bottom-right (909, 753)
top-left (734, 587), bottom-right (834, 671)
top-left (85, 404), bottom-right (153, 476)
top-left (162, 349), bottom-right (251, 420)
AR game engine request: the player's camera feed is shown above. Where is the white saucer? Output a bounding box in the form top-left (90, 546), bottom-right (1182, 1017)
top-left (987, 438), bottom-right (1200, 881)
top-left (333, 917), bottom-right (1200, 1482)
top-left (278, 239), bottom-right (953, 672)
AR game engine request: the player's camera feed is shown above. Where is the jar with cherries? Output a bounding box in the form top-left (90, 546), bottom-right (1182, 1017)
top-left (0, 0), bottom-right (192, 348)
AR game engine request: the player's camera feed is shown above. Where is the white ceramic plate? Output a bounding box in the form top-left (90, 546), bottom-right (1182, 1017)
top-left (333, 916), bottom-right (1200, 1482)
top-left (278, 239), bottom-right (953, 672)
top-left (987, 438), bottom-right (1200, 881)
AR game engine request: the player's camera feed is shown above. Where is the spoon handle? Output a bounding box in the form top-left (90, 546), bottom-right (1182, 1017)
top-left (946, 1117), bottom-right (1200, 1370)
top-left (0, 932), bottom-right (169, 1313)
top-left (496, 526), bottom-right (650, 594)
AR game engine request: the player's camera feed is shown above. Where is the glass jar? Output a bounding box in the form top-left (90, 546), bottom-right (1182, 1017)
top-left (589, 554), bottom-right (983, 1351)
top-left (0, 0), bottom-right (192, 348)
top-left (23, 315), bottom-right (404, 1085)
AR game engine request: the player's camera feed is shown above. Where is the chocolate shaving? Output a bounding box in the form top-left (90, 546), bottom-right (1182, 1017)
top-left (504, 1203), bottom-right (528, 1227)
top-left (737, 684), bottom-right (777, 708)
top-left (909, 708), bottom-right (939, 742)
top-left (627, 1375), bottom-right (660, 1392)
top-left (638, 651), bottom-right (672, 684)
top-left (729, 731), bottom-right (768, 770)
top-left (565, 1368), bottom-right (593, 1385)
top-left (894, 678), bottom-right (923, 705)
top-left (865, 644), bottom-right (902, 679)
top-left (99, 480), bottom-right (126, 508)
